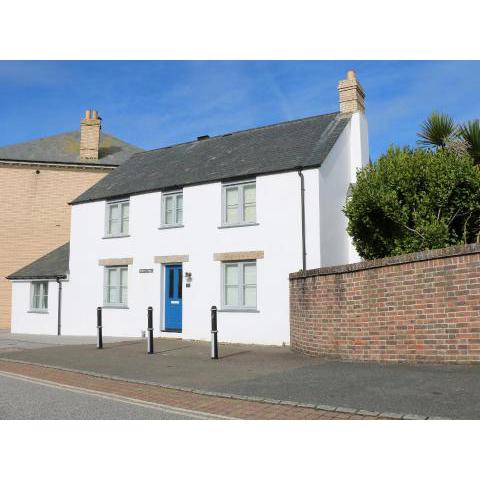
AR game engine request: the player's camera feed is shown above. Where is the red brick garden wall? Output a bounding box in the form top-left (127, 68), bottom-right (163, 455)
top-left (289, 244), bottom-right (480, 364)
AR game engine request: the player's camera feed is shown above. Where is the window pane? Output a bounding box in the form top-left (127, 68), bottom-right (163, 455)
top-left (108, 286), bottom-right (118, 304)
top-left (121, 203), bottom-right (129, 234)
top-left (169, 268), bottom-right (174, 298)
top-left (224, 264), bottom-right (238, 286)
top-left (41, 283), bottom-right (48, 309)
top-left (120, 286), bottom-right (128, 305)
top-left (243, 263), bottom-right (256, 286)
top-left (176, 195), bottom-right (183, 224)
top-left (243, 184), bottom-right (256, 222)
top-left (178, 268), bottom-right (183, 299)
top-left (225, 286), bottom-right (239, 306)
top-left (244, 286), bottom-right (256, 307)
top-left (108, 268), bottom-right (118, 287)
top-left (244, 184), bottom-right (255, 203)
top-left (226, 187), bottom-right (239, 207)
top-left (226, 206), bottom-right (238, 224)
top-left (225, 187), bottom-right (239, 224)
top-left (108, 204), bottom-right (119, 235)
top-left (165, 196), bottom-right (174, 224)
top-left (120, 268), bottom-right (128, 288)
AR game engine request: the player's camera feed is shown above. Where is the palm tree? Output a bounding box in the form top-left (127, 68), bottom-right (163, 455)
top-left (458, 120), bottom-right (480, 165)
top-left (417, 112), bottom-right (456, 149)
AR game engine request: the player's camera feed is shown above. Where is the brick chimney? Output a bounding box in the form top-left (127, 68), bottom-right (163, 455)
top-left (337, 70), bottom-right (365, 114)
top-left (80, 109), bottom-right (101, 160)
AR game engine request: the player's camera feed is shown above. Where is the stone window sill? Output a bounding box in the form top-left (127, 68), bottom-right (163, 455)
top-left (218, 309), bottom-right (260, 313)
top-left (218, 223), bottom-right (259, 229)
top-left (158, 224), bottom-right (184, 230)
top-left (102, 305), bottom-right (129, 309)
top-left (27, 310), bottom-right (49, 314)
top-left (102, 234), bottom-right (130, 240)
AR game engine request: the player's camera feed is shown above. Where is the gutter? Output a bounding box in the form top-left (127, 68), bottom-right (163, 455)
top-left (56, 277), bottom-right (63, 336)
top-left (298, 169), bottom-right (307, 271)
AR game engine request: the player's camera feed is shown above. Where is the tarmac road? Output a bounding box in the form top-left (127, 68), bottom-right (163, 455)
top-left (0, 372), bottom-right (223, 420)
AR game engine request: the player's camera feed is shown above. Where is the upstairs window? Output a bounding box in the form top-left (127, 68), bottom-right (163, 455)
top-left (103, 266), bottom-right (128, 307)
top-left (106, 199), bottom-right (129, 237)
top-left (222, 181), bottom-right (256, 226)
top-left (161, 192), bottom-right (183, 227)
top-left (30, 281), bottom-right (48, 311)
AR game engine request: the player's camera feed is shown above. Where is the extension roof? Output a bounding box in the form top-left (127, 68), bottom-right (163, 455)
top-left (0, 131), bottom-right (142, 167)
top-left (6, 243), bottom-right (70, 280)
top-left (71, 111), bottom-right (351, 205)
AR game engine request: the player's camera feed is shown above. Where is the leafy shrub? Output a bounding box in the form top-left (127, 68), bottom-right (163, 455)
top-left (344, 146), bottom-right (480, 260)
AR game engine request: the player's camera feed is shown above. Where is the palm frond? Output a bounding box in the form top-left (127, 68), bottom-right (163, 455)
top-left (458, 120), bottom-right (480, 164)
top-left (417, 112), bottom-right (456, 149)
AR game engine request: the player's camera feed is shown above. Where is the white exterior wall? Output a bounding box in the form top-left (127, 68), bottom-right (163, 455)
top-left (10, 112), bottom-right (368, 344)
top-left (60, 168), bottom-right (322, 345)
top-left (11, 280), bottom-right (60, 335)
top-left (319, 111), bottom-right (369, 267)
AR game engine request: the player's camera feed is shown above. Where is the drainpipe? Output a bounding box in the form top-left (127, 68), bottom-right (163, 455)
top-left (56, 277), bottom-right (62, 336)
top-left (298, 169), bottom-right (307, 271)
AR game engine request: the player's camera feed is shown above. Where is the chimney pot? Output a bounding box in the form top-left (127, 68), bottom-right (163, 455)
top-left (92, 110), bottom-right (98, 120)
top-left (337, 69), bottom-right (365, 114)
top-left (85, 109), bottom-right (91, 120)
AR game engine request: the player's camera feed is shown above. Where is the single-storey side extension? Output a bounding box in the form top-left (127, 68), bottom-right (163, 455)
top-left (8, 71), bottom-right (369, 345)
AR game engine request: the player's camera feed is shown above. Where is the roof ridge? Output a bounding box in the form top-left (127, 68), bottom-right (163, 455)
top-left (0, 130), bottom-right (142, 151)
top-left (136, 111), bottom-right (341, 156)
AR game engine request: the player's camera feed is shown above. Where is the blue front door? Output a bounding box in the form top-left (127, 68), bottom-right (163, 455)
top-left (164, 264), bottom-right (182, 331)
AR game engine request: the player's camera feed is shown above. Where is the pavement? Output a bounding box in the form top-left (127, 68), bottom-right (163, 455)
top-left (0, 330), bottom-right (129, 352)
top-left (0, 331), bottom-right (478, 419)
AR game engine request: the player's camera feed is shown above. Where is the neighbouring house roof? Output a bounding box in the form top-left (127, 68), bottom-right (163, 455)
top-left (6, 243), bottom-right (70, 280)
top-left (0, 131), bottom-right (142, 167)
top-left (71, 111), bottom-right (351, 205)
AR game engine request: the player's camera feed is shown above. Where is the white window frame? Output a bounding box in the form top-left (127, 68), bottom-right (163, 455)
top-left (105, 199), bottom-right (130, 237)
top-left (103, 266), bottom-right (129, 308)
top-left (161, 191), bottom-right (183, 227)
top-left (221, 261), bottom-right (257, 310)
top-left (30, 281), bottom-right (48, 312)
top-left (221, 180), bottom-right (256, 226)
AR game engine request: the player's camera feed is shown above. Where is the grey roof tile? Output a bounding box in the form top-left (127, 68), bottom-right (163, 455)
top-left (0, 131), bottom-right (142, 166)
top-left (7, 243), bottom-right (69, 280)
top-left (71, 111), bottom-right (350, 204)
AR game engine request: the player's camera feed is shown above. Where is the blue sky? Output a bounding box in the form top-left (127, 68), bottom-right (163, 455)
top-left (0, 60), bottom-right (478, 160)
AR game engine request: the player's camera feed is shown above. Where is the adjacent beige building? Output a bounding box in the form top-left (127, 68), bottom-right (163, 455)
top-left (0, 111), bottom-right (141, 329)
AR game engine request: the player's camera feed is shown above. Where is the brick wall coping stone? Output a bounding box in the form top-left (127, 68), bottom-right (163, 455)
top-left (290, 243), bottom-right (480, 280)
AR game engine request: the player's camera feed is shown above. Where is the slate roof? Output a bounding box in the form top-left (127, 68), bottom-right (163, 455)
top-left (0, 131), bottom-right (142, 167)
top-left (71, 111), bottom-right (351, 205)
top-left (7, 243), bottom-right (70, 280)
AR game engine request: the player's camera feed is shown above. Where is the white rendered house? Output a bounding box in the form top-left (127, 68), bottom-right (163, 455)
top-left (8, 71), bottom-right (369, 345)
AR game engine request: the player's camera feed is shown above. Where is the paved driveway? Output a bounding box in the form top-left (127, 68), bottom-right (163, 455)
top-left (1, 335), bottom-right (478, 419)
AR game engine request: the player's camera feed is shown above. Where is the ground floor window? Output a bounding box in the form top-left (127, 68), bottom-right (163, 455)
top-left (104, 266), bottom-right (128, 307)
top-left (30, 281), bottom-right (48, 311)
top-left (222, 261), bottom-right (257, 309)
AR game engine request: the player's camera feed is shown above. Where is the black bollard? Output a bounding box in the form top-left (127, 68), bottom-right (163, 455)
top-left (97, 307), bottom-right (103, 349)
top-left (211, 305), bottom-right (218, 359)
top-left (147, 306), bottom-right (154, 354)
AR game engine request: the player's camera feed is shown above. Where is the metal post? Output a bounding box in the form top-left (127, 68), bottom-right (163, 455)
top-left (211, 305), bottom-right (218, 359)
top-left (97, 307), bottom-right (103, 349)
top-left (147, 306), bottom-right (154, 354)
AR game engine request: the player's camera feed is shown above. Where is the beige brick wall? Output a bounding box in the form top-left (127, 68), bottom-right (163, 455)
top-left (0, 163), bottom-right (112, 330)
